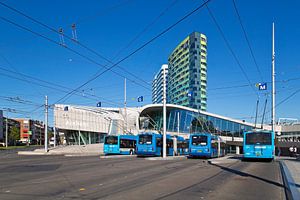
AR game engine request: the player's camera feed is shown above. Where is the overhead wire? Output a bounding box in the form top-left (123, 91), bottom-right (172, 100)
top-left (0, 1), bottom-right (152, 89)
top-left (204, 2), bottom-right (259, 98)
top-left (0, 63), bottom-right (146, 115)
top-left (0, 53), bottom-right (44, 96)
top-left (0, 17), bottom-right (151, 106)
top-left (232, 0), bottom-right (264, 82)
top-left (0, 0), bottom-right (212, 105)
top-left (0, 0), bottom-right (211, 104)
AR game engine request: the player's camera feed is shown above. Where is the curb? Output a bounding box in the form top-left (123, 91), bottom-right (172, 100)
top-left (280, 161), bottom-right (300, 200)
top-left (18, 151), bottom-right (103, 156)
top-left (100, 155), bottom-right (137, 159)
top-left (18, 151), bottom-right (52, 155)
top-left (65, 154), bottom-right (102, 157)
top-left (144, 156), bottom-right (187, 161)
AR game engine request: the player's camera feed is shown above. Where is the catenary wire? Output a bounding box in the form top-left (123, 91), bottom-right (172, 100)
top-left (0, 1), bottom-right (152, 88)
top-left (232, 0), bottom-right (264, 82)
top-left (204, 2), bottom-right (259, 98)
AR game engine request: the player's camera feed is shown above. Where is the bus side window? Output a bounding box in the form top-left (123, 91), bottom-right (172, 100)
top-left (167, 139), bottom-right (173, 148)
top-left (156, 138), bottom-right (162, 147)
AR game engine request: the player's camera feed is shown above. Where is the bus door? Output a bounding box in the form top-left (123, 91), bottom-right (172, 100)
top-left (166, 139), bottom-right (173, 155)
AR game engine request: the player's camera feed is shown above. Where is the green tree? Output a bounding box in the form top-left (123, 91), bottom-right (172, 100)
top-left (9, 126), bottom-right (20, 145)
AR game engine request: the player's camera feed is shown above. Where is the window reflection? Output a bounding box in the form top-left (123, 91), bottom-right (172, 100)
top-left (139, 107), bottom-right (254, 138)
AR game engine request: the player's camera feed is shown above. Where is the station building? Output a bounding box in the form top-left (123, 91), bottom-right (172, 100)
top-left (54, 104), bottom-right (261, 153)
top-left (139, 104), bottom-right (256, 154)
top-left (54, 104), bottom-right (139, 145)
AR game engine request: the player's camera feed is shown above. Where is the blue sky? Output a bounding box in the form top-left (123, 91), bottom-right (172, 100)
top-left (0, 0), bottom-right (300, 125)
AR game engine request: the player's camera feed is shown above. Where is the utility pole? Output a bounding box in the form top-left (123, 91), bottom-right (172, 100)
top-left (162, 67), bottom-right (167, 158)
top-left (177, 112), bottom-right (180, 136)
top-left (54, 127), bottom-right (56, 147)
top-left (124, 78), bottom-right (127, 133)
top-left (272, 23), bottom-right (276, 132)
top-left (45, 95), bottom-right (48, 152)
top-left (5, 116), bottom-right (8, 148)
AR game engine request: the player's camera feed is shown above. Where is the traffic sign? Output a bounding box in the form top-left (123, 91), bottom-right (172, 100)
top-left (257, 83), bottom-right (267, 90)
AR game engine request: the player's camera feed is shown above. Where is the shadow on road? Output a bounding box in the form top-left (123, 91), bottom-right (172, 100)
top-left (209, 162), bottom-right (284, 188)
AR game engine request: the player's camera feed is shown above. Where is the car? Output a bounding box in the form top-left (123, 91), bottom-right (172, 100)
top-left (0, 142), bottom-right (5, 147)
top-left (49, 137), bottom-right (55, 146)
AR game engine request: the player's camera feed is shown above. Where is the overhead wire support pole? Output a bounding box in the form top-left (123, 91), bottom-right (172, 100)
top-left (45, 95), bottom-right (48, 152)
top-left (124, 78), bottom-right (127, 133)
top-left (162, 66), bottom-right (167, 158)
top-left (5, 115), bottom-right (8, 148)
top-left (272, 23), bottom-right (276, 132)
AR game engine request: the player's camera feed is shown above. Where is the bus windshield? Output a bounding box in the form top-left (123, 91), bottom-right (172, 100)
top-left (105, 136), bottom-right (118, 145)
top-left (192, 135), bottom-right (207, 146)
top-left (245, 132), bottom-right (272, 145)
top-left (139, 135), bottom-right (152, 145)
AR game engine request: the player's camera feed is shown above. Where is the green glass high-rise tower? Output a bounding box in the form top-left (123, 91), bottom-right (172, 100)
top-left (167, 32), bottom-right (207, 111)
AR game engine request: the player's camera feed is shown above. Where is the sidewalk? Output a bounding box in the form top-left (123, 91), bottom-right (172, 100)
top-left (18, 143), bottom-right (104, 156)
top-left (278, 156), bottom-right (300, 200)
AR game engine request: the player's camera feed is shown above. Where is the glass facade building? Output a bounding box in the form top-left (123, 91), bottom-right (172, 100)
top-left (139, 104), bottom-right (254, 138)
top-left (152, 64), bottom-right (168, 104)
top-left (167, 32), bottom-right (207, 111)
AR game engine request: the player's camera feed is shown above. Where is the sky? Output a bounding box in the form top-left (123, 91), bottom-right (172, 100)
top-left (0, 0), bottom-right (300, 126)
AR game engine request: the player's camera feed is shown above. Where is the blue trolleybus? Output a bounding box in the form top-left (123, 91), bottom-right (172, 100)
top-left (177, 137), bottom-right (189, 155)
top-left (136, 132), bottom-right (184, 156)
top-left (103, 135), bottom-right (137, 155)
top-left (189, 133), bottom-right (226, 158)
top-left (243, 130), bottom-right (275, 160)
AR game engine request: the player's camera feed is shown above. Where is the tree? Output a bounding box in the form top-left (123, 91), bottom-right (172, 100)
top-left (9, 126), bottom-right (20, 145)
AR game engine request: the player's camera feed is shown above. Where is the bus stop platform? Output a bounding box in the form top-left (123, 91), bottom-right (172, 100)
top-left (278, 156), bottom-right (300, 200)
top-left (18, 144), bottom-right (104, 156)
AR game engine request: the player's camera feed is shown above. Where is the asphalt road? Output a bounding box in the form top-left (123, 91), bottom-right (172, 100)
top-left (0, 146), bottom-right (42, 159)
top-left (0, 155), bottom-right (285, 200)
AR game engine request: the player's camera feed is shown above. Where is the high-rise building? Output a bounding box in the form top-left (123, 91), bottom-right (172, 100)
top-left (152, 64), bottom-right (168, 104)
top-left (167, 32), bottom-right (207, 111)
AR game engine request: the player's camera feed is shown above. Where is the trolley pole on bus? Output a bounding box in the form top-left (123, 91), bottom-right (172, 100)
top-left (162, 66), bottom-right (167, 158)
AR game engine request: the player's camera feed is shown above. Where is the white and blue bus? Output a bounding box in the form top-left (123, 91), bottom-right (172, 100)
top-left (177, 137), bottom-right (189, 155)
top-left (103, 135), bottom-right (137, 155)
top-left (189, 133), bottom-right (226, 158)
top-left (136, 132), bottom-right (183, 156)
top-left (243, 130), bottom-right (275, 160)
